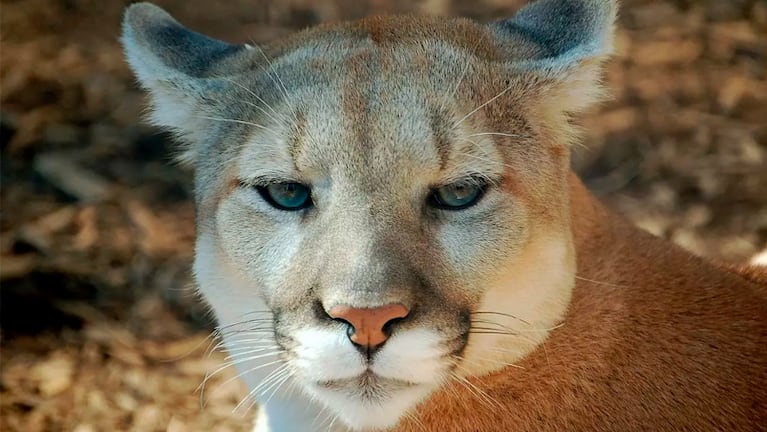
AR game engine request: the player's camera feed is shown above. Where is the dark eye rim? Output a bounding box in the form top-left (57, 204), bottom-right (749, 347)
top-left (428, 179), bottom-right (488, 211)
top-left (254, 182), bottom-right (313, 211)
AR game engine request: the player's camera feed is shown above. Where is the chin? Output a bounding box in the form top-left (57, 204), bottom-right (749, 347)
top-left (305, 375), bottom-right (438, 431)
top-left (286, 327), bottom-right (455, 430)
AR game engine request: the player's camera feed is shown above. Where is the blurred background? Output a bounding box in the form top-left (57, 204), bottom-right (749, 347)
top-left (1, 0), bottom-right (765, 430)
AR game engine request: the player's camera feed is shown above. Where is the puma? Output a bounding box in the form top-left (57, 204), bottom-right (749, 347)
top-left (121, 0), bottom-right (767, 430)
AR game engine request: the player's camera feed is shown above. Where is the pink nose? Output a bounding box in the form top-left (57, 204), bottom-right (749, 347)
top-left (328, 303), bottom-right (410, 348)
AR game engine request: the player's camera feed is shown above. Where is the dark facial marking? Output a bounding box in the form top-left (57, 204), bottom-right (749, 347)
top-left (429, 108), bottom-right (453, 170)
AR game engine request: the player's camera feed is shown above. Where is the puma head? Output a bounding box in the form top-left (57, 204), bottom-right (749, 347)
top-left (122, 0), bottom-right (616, 429)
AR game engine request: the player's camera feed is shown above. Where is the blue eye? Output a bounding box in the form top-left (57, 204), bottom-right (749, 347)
top-left (257, 182), bottom-right (312, 211)
top-left (429, 181), bottom-right (485, 210)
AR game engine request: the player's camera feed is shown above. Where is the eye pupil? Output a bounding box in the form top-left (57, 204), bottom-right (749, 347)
top-left (451, 184), bottom-right (471, 199)
top-left (258, 182), bottom-right (312, 211)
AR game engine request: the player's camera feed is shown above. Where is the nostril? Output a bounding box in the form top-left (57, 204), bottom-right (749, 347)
top-left (313, 300), bottom-right (335, 322)
top-left (332, 317), bottom-right (352, 326)
top-left (381, 316), bottom-right (406, 336)
top-left (336, 319), bottom-right (356, 340)
top-left (331, 316), bottom-right (354, 333)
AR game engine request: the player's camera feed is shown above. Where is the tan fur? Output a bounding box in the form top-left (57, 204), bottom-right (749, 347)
top-left (399, 175), bottom-right (767, 432)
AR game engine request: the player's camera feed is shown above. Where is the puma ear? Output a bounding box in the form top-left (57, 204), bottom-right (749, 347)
top-left (121, 2), bottom-right (257, 163)
top-left (492, 0), bottom-right (618, 112)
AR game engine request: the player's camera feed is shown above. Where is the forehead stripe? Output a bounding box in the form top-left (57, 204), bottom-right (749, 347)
top-left (428, 108), bottom-right (452, 170)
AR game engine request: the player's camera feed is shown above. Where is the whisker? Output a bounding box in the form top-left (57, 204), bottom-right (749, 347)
top-left (219, 331), bottom-right (274, 341)
top-left (469, 324), bottom-right (516, 332)
top-left (449, 368), bottom-right (502, 410)
top-left (214, 310), bottom-right (275, 336)
top-left (157, 331), bottom-right (218, 362)
top-left (541, 338), bottom-right (552, 370)
top-left (474, 346), bottom-right (526, 355)
top-left (451, 82), bottom-right (516, 131)
top-left (218, 328), bottom-right (274, 338)
top-left (263, 371), bottom-right (293, 406)
top-left (465, 132), bottom-right (523, 139)
top-left (203, 331), bottom-right (226, 361)
top-left (449, 143), bottom-right (516, 181)
top-left (224, 348), bottom-right (282, 361)
top-left (248, 364), bottom-right (290, 397)
top-left (206, 358), bottom-right (286, 408)
top-left (327, 411), bottom-right (341, 431)
top-left (219, 324), bottom-right (274, 333)
top-left (250, 44), bottom-right (295, 115)
top-left (224, 344), bottom-right (279, 352)
top-left (575, 274), bottom-right (626, 288)
top-left (468, 330), bottom-right (520, 336)
top-left (471, 311), bottom-right (530, 325)
top-left (458, 354), bottom-right (525, 370)
top-left (469, 322), bottom-right (564, 336)
top-left (442, 372), bottom-right (464, 402)
top-left (235, 364), bottom-right (291, 413)
top-left (199, 355), bottom-right (284, 404)
top-left (470, 319), bottom-right (518, 332)
top-left (249, 42), bottom-right (322, 150)
top-left (216, 348), bottom-right (282, 368)
top-left (403, 409), bottom-right (428, 432)
top-left (211, 336), bottom-right (274, 352)
top-left (218, 317), bottom-right (274, 328)
top-left (439, 30), bottom-right (488, 114)
top-left (221, 77), bottom-right (289, 125)
top-left (311, 400), bottom-right (335, 430)
top-left (238, 310), bottom-right (274, 316)
top-left (196, 115), bottom-right (280, 136)
top-left (220, 325), bottom-right (274, 333)
top-left (283, 374), bottom-right (300, 400)
top-left (451, 144), bottom-right (511, 168)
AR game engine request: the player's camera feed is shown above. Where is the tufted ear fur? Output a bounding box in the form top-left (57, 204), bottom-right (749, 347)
top-left (121, 3), bottom-right (258, 164)
top-left (492, 0), bottom-right (618, 113)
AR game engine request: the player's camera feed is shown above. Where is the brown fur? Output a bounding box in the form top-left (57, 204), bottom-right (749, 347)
top-left (397, 174), bottom-right (767, 432)
top-left (267, 15), bottom-right (508, 62)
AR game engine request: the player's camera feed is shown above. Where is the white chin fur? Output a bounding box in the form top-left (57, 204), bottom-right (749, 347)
top-left (292, 327), bottom-right (447, 431)
top-left (306, 384), bottom-right (435, 431)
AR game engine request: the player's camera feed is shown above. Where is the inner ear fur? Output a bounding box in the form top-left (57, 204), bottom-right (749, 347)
top-left (121, 2), bottom-right (261, 164)
top-left (492, 0), bottom-right (618, 115)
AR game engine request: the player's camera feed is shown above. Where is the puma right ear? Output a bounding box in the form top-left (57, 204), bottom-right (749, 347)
top-left (121, 3), bottom-right (259, 164)
top-left (492, 0), bottom-right (618, 113)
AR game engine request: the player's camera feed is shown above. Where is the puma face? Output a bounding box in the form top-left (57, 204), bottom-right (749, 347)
top-left (190, 77), bottom-right (575, 429)
top-left (122, 1), bottom-right (614, 429)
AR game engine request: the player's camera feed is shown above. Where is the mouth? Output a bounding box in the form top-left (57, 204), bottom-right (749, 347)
top-left (316, 370), bottom-right (421, 393)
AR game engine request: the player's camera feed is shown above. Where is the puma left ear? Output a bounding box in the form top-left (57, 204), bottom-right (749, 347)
top-left (492, 0), bottom-right (618, 112)
top-left (121, 2), bottom-right (259, 164)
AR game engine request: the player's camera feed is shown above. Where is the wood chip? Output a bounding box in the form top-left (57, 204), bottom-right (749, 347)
top-left (718, 76), bottom-right (749, 112)
top-left (34, 152), bottom-right (111, 202)
top-left (632, 38), bottom-right (703, 66)
top-left (0, 253), bottom-right (38, 280)
top-left (32, 352), bottom-right (76, 397)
